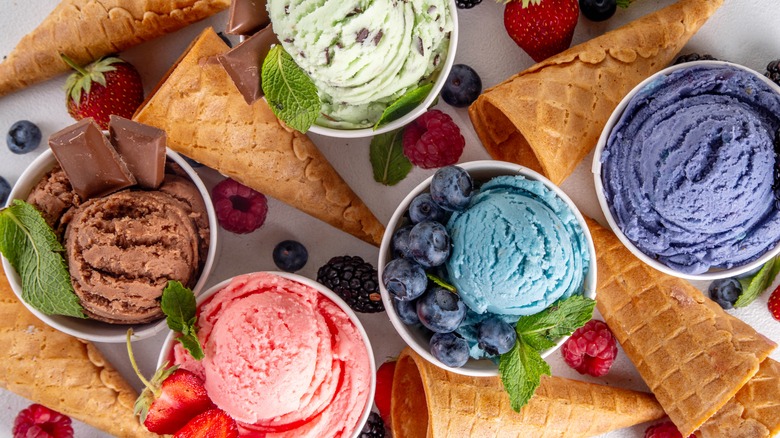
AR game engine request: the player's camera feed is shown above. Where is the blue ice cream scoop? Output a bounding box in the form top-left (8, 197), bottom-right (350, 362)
top-left (445, 175), bottom-right (590, 317)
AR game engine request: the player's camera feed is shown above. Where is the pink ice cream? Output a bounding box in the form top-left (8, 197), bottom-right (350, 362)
top-left (172, 273), bottom-right (371, 437)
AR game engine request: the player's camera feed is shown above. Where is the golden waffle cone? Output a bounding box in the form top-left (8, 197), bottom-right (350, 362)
top-left (468, 0), bottom-right (722, 185)
top-left (0, 0), bottom-right (229, 97)
top-left (586, 218), bottom-right (777, 436)
top-left (133, 28), bottom-right (386, 246)
top-left (696, 359), bottom-right (780, 438)
top-left (391, 348), bottom-right (665, 438)
top-left (0, 270), bottom-right (154, 437)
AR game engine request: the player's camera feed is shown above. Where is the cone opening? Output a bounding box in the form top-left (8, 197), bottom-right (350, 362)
top-left (391, 354), bottom-right (430, 438)
top-left (478, 101), bottom-right (545, 178)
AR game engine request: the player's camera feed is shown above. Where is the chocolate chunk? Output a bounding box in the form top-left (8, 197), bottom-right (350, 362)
top-left (227, 0), bottom-right (270, 36)
top-left (356, 28), bottom-right (369, 43)
top-left (417, 37), bottom-right (424, 56)
top-left (108, 115), bottom-right (166, 189)
top-left (373, 30), bottom-right (384, 45)
top-left (48, 118), bottom-right (136, 200)
top-left (218, 25), bottom-right (280, 105)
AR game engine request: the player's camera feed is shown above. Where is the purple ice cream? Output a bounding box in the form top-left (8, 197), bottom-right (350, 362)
top-left (600, 64), bottom-right (780, 274)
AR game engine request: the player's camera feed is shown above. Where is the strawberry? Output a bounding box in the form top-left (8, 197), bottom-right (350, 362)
top-left (174, 409), bottom-right (239, 438)
top-left (504, 0), bottom-right (579, 62)
top-left (769, 284), bottom-right (780, 322)
top-left (61, 55), bottom-right (144, 129)
top-left (126, 330), bottom-right (213, 434)
top-left (374, 359), bottom-right (396, 424)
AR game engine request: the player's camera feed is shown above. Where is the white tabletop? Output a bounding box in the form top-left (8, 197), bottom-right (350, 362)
top-left (1, 0), bottom-right (779, 436)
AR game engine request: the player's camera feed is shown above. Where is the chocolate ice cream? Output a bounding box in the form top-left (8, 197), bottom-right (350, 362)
top-left (25, 166), bottom-right (81, 235)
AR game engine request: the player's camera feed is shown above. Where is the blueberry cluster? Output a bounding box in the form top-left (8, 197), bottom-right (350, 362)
top-left (383, 166), bottom-right (517, 368)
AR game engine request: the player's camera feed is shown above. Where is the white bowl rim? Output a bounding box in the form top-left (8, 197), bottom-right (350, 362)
top-left (377, 160), bottom-right (598, 377)
top-left (305, 0), bottom-right (459, 138)
top-left (1, 148), bottom-right (218, 343)
top-left (591, 60), bottom-right (780, 281)
top-left (156, 271), bottom-right (376, 438)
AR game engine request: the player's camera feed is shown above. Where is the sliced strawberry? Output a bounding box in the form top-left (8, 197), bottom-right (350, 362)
top-left (174, 409), bottom-right (239, 438)
top-left (375, 359), bottom-right (396, 424)
top-left (504, 0), bottom-right (579, 62)
top-left (769, 284), bottom-right (780, 322)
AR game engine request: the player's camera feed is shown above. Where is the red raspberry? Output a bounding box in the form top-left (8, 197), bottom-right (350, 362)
top-left (561, 319), bottom-right (618, 377)
top-left (768, 284), bottom-right (780, 322)
top-left (402, 109), bottom-right (465, 169)
top-left (212, 178), bottom-right (268, 234)
top-left (644, 421), bottom-right (694, 438)
top-left (13, 404), bottom-right (73, 438)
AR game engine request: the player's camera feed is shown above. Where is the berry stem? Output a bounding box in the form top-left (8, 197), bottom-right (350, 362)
top-left (126, 329), bottom-right (156, 395)
top-left (60, 54), bottom-right (89, 76)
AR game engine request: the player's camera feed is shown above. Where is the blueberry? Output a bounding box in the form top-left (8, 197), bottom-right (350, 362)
top-left (477, 317), bottom-right (517, 356)
top-left (272, 240), bottom-right (308, 272)
top-left (579, 0), bottom-right (617, 22)
top-left (382, 258), bottom-right (427, 301)
top-left (409, 193), bottom-right (446, 224)
top-left (441, 64), bottom-right (482, 108)
top-left (430, 166), bottom-right (473, 211)
top-left (430, 332), bottom-right (469, 367)
top-left (393, 297), bottom-right (420, 325)
top-left (417, 287), bottom-right (466, 333)
top-left (409, 221), bottom-right (450, 268)
top-left (391, 225), bottom-right (414, 259)
top-left (708, 278), bottom-right (742, 309)
top-left (0, 176), bottom-right (11, 206)
top-left (7, 120), bottom-right (42, 154)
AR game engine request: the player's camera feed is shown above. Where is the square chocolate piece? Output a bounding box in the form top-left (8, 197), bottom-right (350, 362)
top-left (218, 25), bottom-right (279, 105)
top-left (227, 0), bottom-right (270, 36)
top-left (109, 115), bottom-right (167, 189)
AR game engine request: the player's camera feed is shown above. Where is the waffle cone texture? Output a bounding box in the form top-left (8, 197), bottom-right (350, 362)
top-left (133, 28), bottom-right (386, 246)
top-left (0, 269), bottom-right (154, 437)
top-left (468, 0), bottom-right (722, 185)
top-left (0, 0), bottom-right (229, 97)
top-left (390, 348), bottom-right (665, 438)
top-left (587, 218), bottom-right (777, 436)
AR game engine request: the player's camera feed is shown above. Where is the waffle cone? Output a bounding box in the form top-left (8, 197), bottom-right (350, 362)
top-left (468, 0), bottom-right (722, 185)
top-left (0, 0), bottom-right (229, 97)
top-left (391, 348), bottom-right (665, 438)
top-left (0, 270), bottom-right (153, 437)
top-left (133, 28), bottom-right (385, 246)
top-left (586, 218), bottom-right (777, 436)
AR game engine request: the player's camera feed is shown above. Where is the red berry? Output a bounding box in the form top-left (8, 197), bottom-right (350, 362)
top-left (768, 284), bottom-right (780, 322)
top-left (504, 0), bottom-right (579, 62)
top-left (174, 408), bottom-right (239, 438)
top-left (13, 404), bottom-right (73, 438)
top-left (402, 110), bottom-right (465, 169)
top-left (561, 319), bottom-right (618, 377)
top-left (644, 421), bottom-right (695, 438)
top-left (212, 178), bottom-right (268, 234)
top-left (375, 360), bottom-right (396, 424)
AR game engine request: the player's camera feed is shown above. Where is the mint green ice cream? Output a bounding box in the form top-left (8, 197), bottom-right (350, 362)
top-left (446, 175), bottom-right (590, 317)
top-left (267, 0), bottom-right (452, 128)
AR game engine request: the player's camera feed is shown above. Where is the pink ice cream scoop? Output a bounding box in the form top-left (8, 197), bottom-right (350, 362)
top-left (173, 272), bottom-right (372, 437)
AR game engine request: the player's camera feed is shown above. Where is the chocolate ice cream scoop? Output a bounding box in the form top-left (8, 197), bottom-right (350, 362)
top-left (25, 166), bottom-right (81, 235)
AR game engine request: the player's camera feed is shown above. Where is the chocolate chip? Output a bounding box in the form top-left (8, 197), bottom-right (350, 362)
top-left (284, 4), bottom-right (289, 14)
top-left (373, 30), bottom-right (384, 45)
top-left (299, 51), bottom-right (305, 58)
top-left (347, 7), bottom-right (363, 17)
top-left (428, 5), bottom-right (437, 13)
top-left (416, 37), bottom-right (424, 56)
top-left (356, 28), bottom-right (369, 43)
top-left (284, 38), bottom-right (294, 43)
top-left (337, 41), bottom-right (344, 49)
top-left (433, 54), bottom-right (440, 67)
top-left (324, 48), bottom-right (331, 64)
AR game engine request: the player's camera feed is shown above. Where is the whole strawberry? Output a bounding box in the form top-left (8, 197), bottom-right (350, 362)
top-left (769, 284), bottom-right (780, 322)
top-left (374, 359), bottom-right (396, 424)
top-left (62, 55), bottom-right (144, 129)
top-left (504, 0), bottom-right (579, 62)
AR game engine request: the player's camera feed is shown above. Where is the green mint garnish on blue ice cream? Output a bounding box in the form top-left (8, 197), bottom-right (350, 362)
top-left (261, 45), bottom-right (321, 133)
top-left (374, 83), bottom-right (434, 130)
top-left (499, 294), bottom-right (596, 411)
top-left (734, 256), bottom-right (780, 308)
top-left (161, 281), bottom-right (204, 360)
top-left (0, 200), bottom-right (85, 318)
top-left (369, 128), bottom-right (412, 186)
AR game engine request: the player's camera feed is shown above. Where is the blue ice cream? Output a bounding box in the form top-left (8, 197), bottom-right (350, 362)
top-left (445, 175), bottom-right (590, 319)
top-left (600, 64), bottom-right (780, 275)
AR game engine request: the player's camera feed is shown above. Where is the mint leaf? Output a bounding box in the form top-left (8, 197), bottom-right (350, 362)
top-left (499, 340), bottom-right (551, 412)
top-left (261, 45), bottom-right (321, 133)
top-left (735, 256), bottom-right (780, 307)
top-left (374, 83), bottom-right (434, 130)
top-left (369, 128), bottom-right (412, 186)
top-left (161, 281), bottom-right (203, 360)
top-left (515, 295), bottom-right (596, 350)
top-left (427, 273), bottom-right (456, 292)
top-left (0, 200), bottom-right (84, 318)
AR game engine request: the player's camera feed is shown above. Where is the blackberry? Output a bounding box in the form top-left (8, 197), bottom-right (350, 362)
top-left (317, 256), bottom-right (384, 313)
top-left (672, 53), bottom-right (717, 65)
top-left (767, 59), bottom-right (780, 86)
top-left (455, 0), bottom-right (481, 8)
top-left (359, 412), bottom-right (386, 438)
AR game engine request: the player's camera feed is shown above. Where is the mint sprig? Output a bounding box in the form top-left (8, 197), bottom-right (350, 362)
top-left (369, 128), bottom-right (412, 186)
top-left (499, 294), bottom-right (596, 411)
top-left (0, 200), bottom-right (85, 318)
top-left (427, 273), bottom-right (456, 293)
top-left (734, 256), bottom-right (780, 308)
top-left (261, 45), bottom-right (321, 133)
top-left (161, 281), bottom-right (203, 360)
top-left (374, 83), bottom-right (434, 130)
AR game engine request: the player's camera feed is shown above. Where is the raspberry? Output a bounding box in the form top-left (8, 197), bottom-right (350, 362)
top-left (402, 110), bottom-right (465, 169)
top-left (211, 178), bottom-right (268, 234)
top-left (644, 421), bottom-right (694, 438)
top-left (561, 319), bottom-right (618, 377)
top-left (13, 404), bottom-right (74, 438)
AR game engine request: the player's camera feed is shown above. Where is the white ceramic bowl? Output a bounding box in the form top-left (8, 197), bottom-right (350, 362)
top-left (157, 271), bottom-right (376, 438)
top-left (378, 160), bottom-right (597, 376)
top-left (592, 60), bottom-right (780, 281)
top-left (1, 148), bottom-right (218, 343)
